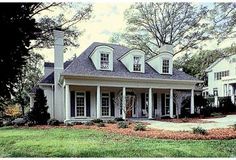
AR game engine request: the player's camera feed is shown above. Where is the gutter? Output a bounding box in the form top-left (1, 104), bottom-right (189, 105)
top-left (61, 73), bottom-right (203, 84)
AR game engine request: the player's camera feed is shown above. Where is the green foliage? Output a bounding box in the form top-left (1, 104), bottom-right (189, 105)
top-left (114, 117), bottom-right (124, 122)
top-left (72, 122), bottom-right (83, 125)
top-left (97, 123), bottom-right (105, 127)
top-left (0, 3), bottom-right (40, 107)
top-left (210, 112), bottom-right (223, 117)
top-left (233, 124), bottom-right (236, 131)
top-left (107, 120), bottom-right (116, 124)
top-left (48, 119), bottom-right (60, 126)
top-left (192, 127), bottom-right (207, 135)
top-left (134, 123), bottom-right (146, 131)
top-left (27, 89), bottom-right (50, 125)
top-left (219, 96), bottom-right (236, 113)
top-left (91, 119), bottom-right (103, 123)
top-left (84, 121), bottom-right (94, 126)
top-left (117, 121), bottom-right (128, 128)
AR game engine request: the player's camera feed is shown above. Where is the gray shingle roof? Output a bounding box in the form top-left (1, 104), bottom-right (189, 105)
top-left (40, 60), bottom-right (72, 84)
top-left (62, 42), bottom-right (199, 81)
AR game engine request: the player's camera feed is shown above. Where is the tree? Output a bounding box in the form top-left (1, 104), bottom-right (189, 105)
top-left (27, 88), bottom-right (50, 124)
top-left (14, 52), bottom-right (43, 116)
top-left (111, 3), bottom-right (209, 57)
top-left (173, 91), bottom-right (189, 118)
top-left (110, 3), bottom-right (236, 57)
top-left (208, 3), bottom-right (236, 44)
top-left (0, 3), bottom-right (39, 110)
top-left (113, 92), bottom-right (136, 120)
top-left (31, 3), bottom-right (92, 48)
top-left (174, 45), bottom-right (236, 85)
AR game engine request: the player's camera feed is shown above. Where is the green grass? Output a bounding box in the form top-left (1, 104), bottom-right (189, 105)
top-left (0, 127), bottom-right (236, 157)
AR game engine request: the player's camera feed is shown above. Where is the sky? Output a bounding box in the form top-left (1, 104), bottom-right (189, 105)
top-left (35, 3), bottom-right (131, 62)
top-left (34, 2), bottom-right (236, 63)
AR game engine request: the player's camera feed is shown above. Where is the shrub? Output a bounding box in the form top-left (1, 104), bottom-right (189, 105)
top-left (233, 124), bottom-right (236, 131)
top-left (192, 127), bottom-right (207, 135)
top-left (27, 89), bottom-right (50, 125)
top-left (219, 96), bottom-right (236, 113)
top-left (107, 120), bottom-right (116, 124)
top-left (48, 118), bottom-right (60, 126)
top-left (92, 119), bottom-right (103, 123)
top-left (210, 112), bottom-right (223, 117)
top-left (114, 117), bottom-right (124, 122)
top-left (72, 122), bottom-right (83, 125)
top-left (3, 121), bottom-right (12, 126)
top-left (97, 123), bottom-right (105, 127)
top-left (117, 121), bottom-right (128, 128)
top-left (65, 122), bottom-right (74, 126)
top-left (84, 121), bottom-right (94, 126)
top-left (134, 123), bottom-right (146, 131)
top-left (26, 121), bottom-right (34, 127)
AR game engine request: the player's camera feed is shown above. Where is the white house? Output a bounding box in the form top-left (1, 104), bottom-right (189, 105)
top-left (30, 30), bottom-right (201, 122)
top-left (203, 54), bottom-right (236, 106)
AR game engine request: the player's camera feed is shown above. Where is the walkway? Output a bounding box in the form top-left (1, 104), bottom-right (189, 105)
top-left (138, 115), bottom-right (236, 131)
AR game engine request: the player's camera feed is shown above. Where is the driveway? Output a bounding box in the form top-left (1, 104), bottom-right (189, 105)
top-left (138, 115), bottom-right (236, 131)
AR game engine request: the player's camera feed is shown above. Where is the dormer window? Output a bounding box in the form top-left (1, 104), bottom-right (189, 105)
top-left (100, 52), bottom-right (109, 69)
top-left (133, 56), bottom-right (141, 72)
top-left (162, 59), bottom-right (170, 74)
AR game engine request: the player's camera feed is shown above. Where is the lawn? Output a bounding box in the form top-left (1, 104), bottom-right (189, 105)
top-left (0, 127), bottom-right (236, 157)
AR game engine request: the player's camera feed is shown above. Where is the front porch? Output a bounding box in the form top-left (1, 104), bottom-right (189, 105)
top-left (64, 85), bottom-right (195, 122)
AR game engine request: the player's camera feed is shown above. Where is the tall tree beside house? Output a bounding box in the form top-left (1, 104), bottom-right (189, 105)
top-left (0, 3), bottom-right (40, 111)
top-left (27, 88), bottom-right (50, 124)
top-left (110, 3), bottom-right (209, 57)
top-left (0, 3), bottom-right (92, 113)
top-left (110, 3), bottom-right (236, 57)
top-left (13, 52), bottom-right (43, 116)
top-left (31, 3), bottom-right (92, 48)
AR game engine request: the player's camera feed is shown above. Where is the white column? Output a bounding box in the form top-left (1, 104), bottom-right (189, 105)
top-left (191, 89), bottom-right (194, 114)
top-left (170, 88), bottom-right (174, 118)
top-left (65, 85), bottom-right (70, 121)
top-left (122, 87), bottom-right (126, 120)
top-left (148, 88), bottom-right (153, 119)
top-left (96, 86), bottom-right (101, 118)
top-left (230, 85), bottom-right (235, 104)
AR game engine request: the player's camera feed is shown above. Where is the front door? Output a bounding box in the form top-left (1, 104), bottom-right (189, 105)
top-left (126, 95), bottom-right (135, 118)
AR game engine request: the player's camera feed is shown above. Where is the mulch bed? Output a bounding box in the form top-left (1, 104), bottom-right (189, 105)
top-left (29, 123), bottom-right (236, 140)
top-left (157, 118), bottom-right (216, 123)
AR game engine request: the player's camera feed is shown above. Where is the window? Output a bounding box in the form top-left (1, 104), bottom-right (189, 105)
top-left (165, 94), bottom-right (170, 115)
top-left (213, 88), bottom-right (218, 96)
top-left (162, 59), bottom-right (169, 73)
top-left (101, 93), bottom-right (110, 116)
top-left (76, 92), bottom-right (85, 117)
top-left (100, 52), bottom-right (109, 69)
top-left (133, 56), bottom-right (141, 71)
top-left (214, 70), bottom-right (229, 80)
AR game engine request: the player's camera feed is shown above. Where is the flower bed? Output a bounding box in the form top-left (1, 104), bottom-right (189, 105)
top-left (29, 122), bottom-right (236, 140)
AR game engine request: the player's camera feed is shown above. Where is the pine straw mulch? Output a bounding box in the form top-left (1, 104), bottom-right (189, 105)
top-left (157, 118), bottom-right (216, 123)
top-left (29, 123), bottom-right (236, 140)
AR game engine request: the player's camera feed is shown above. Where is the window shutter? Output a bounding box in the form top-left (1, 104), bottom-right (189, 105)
top-left (86, 91), bottom-right (91, 117)
top-left (141, 93), bottom-right (145, 116)
top-left (161, 94), bottom-right (165, 116)
top-left (70, 91), bottom-right (75, 117)
top-left (110, 92), bottom-right (115, 116)
top-left (153, 93), bottom-right (157, 110)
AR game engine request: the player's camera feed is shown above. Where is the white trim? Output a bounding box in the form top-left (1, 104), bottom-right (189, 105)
top-left (62, 74), bottom-right (203, 84)
top-left (75, 91), bottom-right (86, 118)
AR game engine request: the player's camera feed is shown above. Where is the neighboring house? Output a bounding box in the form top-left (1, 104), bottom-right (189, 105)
top-left (29, 30), bottom-right (202, 122)
top-left (203, 54), bottom-right (236, 106)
